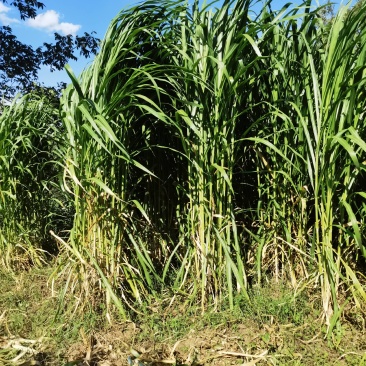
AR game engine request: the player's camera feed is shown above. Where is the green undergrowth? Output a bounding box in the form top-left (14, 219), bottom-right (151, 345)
top-left (1, 266), bottom-right (366, 365)
top-left (0, 270), bottom-right (98, 360)
top-left (133, 283), bottom-right (312, 343)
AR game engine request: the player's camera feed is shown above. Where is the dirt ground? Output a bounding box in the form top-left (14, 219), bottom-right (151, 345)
top-left (58, 320), bottom-right (366, 366)
top-left (2, 310), bottom-right (366, 365)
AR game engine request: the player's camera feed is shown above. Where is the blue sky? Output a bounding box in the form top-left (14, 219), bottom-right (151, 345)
top-left (0, 0), bottom-right (339, 87)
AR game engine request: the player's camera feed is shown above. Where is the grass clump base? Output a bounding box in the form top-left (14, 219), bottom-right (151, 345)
top-left (1, 266), bottom-right (365, 366)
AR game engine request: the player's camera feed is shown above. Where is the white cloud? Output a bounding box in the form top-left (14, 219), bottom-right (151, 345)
top-left (0, 3), bottom-right (9, 13)
top-left (0, 3), bottom-right (20, 25)
top-left (27, 10), bottom-right (81, 36)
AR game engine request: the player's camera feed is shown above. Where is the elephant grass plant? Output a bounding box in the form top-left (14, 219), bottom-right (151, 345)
top-left (0, 92), bottom-right (66, 269)
top-left (246, 1), bottom-right (366, 328)
top-left (4, 0), bottom-right (362, 331)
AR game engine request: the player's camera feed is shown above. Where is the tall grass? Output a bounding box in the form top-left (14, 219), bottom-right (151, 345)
top-left (1, 0), bottom-right (365, 331)
top-left (0, 92), bottom-right (68, 268)
top-left (247, 1), bottom-right (366, 326)
top-left (56, 4), bottom-right (185, 316)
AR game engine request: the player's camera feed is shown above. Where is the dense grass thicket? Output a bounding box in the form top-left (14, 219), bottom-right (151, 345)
top-left (1, 0), bottom-right (366, 332)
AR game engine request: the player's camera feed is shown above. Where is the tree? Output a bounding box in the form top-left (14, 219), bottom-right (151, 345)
top-left (319, 0), bottom-right (365, 23)
top-left (0, 0), bottom-right (99, 97)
